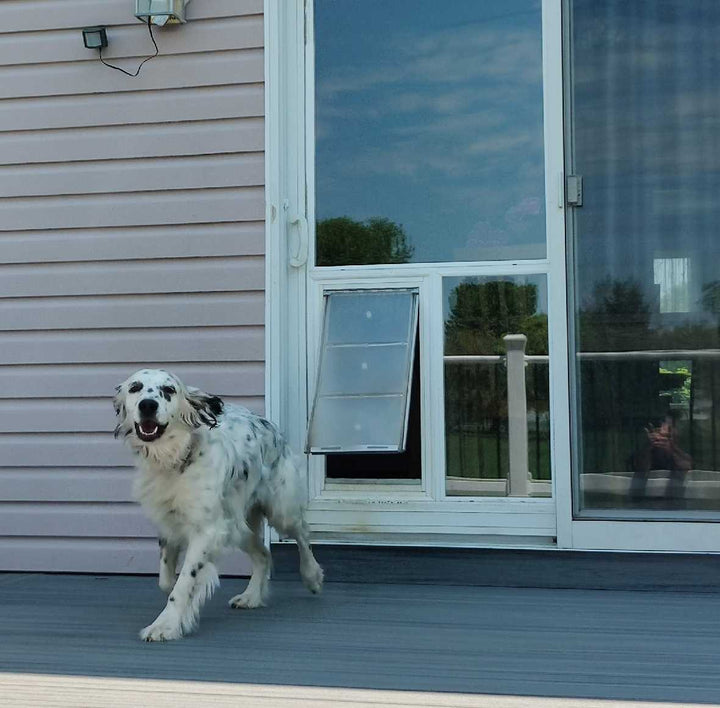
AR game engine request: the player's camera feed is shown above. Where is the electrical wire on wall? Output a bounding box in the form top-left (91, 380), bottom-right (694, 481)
top-left (82, 17), bottom-right (160, 78)
top-left (99, 17), bottom-right (159, 77)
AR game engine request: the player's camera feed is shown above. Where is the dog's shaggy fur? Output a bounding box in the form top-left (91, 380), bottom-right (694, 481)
top-left (114, 368), bottom-right (323, 641)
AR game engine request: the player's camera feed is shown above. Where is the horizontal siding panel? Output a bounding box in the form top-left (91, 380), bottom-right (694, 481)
top-left (0, 537), bottom-right (251, 574)
top-left (0, 223), bottom-right (265, 264)
top-left (0, 468), bottom-right (133, 502)
top-left (0, 538), bottom-right (161, 573)
top-left (0, 49), bottom-right (263, 100)
top-left (0, 256), bottom-right (264, 298)
top-left (0, 84), bottom-right (263, 133)
top-left (0, 187), bottom-right (265, 231)
top-left (0, 396), bottom-right (265, 433)
top-left (0, 16), bottom-right (263, 67)
top-left (0, 0), bottom-right (267, 574)
top-left (0, 292), bottom-right (264, 331)
top-left (0, 434), bottom-right (133, 467)
top-left (0, 363), bottom-right (264, 399)
top-left (0, 153), bottom-right (264, 198)
top-left (1, 504), bottom-right (545, 538)
top-left (0, 0), bottom-right (262, 33)
top-left (0, 503), bottom-right (156, 538)
top-left (0, 327), bottom-right (264, 365)
top-left (0, 400), bottom-right (118, 434)
top-left (234, 396), bottom-right (264, 415)
top-left (0, 118), bottom-right (263, 166)
top-left (0, 410), bottom-right (279, 466)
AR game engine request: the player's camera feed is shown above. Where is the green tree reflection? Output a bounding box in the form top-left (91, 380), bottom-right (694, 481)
top-left (579, 278), bottom-right (651, 352)
top-left (445, 279), bottom-right (547, 355)
top-left (702, 281), bottom-right (720, 317)
top-left (316, 216), bottom-right (414, 266)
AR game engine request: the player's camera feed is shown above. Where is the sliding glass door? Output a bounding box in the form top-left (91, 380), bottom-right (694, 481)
top-left (567, 0), bottom-right (720, 519)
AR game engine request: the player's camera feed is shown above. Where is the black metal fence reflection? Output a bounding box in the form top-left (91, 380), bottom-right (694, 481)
top-left (444, 360), bottom-right (550, 490)
top-left (578, 350), bottom-right (720, 512)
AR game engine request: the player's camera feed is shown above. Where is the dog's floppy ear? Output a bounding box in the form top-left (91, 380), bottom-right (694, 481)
top-left (113, 380), bottom-right (130, 439)
top-left (179, 386), bottom-right (224, 429)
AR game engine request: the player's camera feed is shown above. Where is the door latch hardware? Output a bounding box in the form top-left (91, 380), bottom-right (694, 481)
top-left (567, 175), bottom-right (583, 207)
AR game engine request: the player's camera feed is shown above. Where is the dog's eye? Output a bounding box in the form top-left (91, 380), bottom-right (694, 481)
top-left (161, 386), bottom-right (176, 397)
top-left (128, 381), bottom-right (143, 394)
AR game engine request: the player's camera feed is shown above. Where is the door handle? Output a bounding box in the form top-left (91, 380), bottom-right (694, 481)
top-left (288, 213), bottom-right (309, 267)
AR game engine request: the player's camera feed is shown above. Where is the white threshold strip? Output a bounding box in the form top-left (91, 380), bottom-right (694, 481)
top-left (0, 674), bottom-right (709, 708)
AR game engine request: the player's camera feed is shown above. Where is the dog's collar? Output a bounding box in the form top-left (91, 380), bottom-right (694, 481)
top-left (178, 437), bottom-right (197, 474)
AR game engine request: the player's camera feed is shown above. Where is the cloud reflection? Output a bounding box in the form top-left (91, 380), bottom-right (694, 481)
top-left (314, 0), bottom-right (546, 263)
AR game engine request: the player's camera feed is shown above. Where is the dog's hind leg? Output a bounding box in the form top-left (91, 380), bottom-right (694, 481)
top-left (229, 506), bottom-right (271, 609)
top-left (263, 454), bottom-right (323, 594)
top-left (288, 518), bottom-right (324, 594)
top-left (268, 512), bottom-right (323, 595)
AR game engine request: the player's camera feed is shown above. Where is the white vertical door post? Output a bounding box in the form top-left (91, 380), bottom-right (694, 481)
top-left (504, 334), bottom-right (529, 497)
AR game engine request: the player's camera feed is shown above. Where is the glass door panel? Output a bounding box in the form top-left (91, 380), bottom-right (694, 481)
top-left (444, 275), bottom-right (551, 497)
top-left (567, 0), bottom-right (720, 516)
top-left (305, 0), bottom-right (559, 549)
top-left (313, 0), bottom-right (547, 265)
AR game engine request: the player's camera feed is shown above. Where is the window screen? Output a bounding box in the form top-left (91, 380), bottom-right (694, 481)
top-left (307, 289), bottom-right (419, 453)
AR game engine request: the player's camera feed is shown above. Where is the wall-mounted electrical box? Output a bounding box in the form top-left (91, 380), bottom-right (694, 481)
top-left (135, 0), bottom-right (190, 26)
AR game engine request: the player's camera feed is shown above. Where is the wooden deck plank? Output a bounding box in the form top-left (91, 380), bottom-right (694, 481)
top-left (273, 544), bottom-right (720, 593)
top-left (0, 673), bottom-right (713, 708)
top-left (0, 574), bottom-right (718, 705)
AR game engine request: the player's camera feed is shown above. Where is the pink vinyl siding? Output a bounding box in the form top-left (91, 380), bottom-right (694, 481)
top-left (0, 0), bottom-right (265, 573)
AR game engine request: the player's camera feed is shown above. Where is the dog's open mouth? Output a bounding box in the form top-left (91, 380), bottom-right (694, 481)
top-left (134, 420), bottom-right (167, 442)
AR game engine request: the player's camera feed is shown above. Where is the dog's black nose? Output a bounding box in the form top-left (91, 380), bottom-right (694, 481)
top-left (138, 398), bottom-right (159, 417)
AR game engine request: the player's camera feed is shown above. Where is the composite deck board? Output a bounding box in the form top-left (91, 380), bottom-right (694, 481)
top-left (0, 574), bottom-right (717, 706)
top-left (273, 545), bottom-right (720, 593)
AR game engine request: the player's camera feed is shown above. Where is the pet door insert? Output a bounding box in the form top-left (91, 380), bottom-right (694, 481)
top-left (306, 289), bottom-right (419, 454)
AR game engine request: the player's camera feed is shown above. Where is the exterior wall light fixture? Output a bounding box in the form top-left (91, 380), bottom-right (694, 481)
top-left (81, 19), bottom-right (159, 78)
top-left (82, 27), bottom-right (108, 50)
top-left (134, 0), bottom-right (191, 26)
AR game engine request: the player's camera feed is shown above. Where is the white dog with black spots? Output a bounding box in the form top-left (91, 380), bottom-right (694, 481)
top-left (113, 368), bottom-right (323, 641)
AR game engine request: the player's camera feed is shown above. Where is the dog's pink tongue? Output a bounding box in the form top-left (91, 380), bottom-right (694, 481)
top-left (140, 421), bottom-right (157, 435)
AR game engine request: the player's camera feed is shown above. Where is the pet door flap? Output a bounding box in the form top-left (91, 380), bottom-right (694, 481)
top-left (306, 289), bottom-right (419, 454)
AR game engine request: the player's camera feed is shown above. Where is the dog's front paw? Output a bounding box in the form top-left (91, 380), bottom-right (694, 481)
top-left (139, 609), bottom-right (183, 642)
top-left (140, 620), bottom-right (182, 642)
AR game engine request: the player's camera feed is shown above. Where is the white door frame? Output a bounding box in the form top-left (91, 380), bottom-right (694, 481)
top-left (266, 0), bottom-right (564, 547)
top-left (266, 0), bottom-right (720, 552)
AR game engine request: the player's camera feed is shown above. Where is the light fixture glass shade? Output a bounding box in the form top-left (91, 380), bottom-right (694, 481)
top-left (82, 27), bottom-right (108, 49)
top-left (134, 0), bottom-right (188, 24)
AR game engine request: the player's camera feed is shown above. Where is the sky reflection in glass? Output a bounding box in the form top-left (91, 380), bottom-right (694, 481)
top-left (314, 0), bottom-right (546, 265)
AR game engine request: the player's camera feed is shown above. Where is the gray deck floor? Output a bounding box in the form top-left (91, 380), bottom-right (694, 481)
top-left (0, 572), bottom-right (719, 707)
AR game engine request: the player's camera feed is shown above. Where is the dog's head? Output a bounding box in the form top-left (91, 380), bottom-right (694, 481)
top-left (113, 369), bottom-right (224, 444)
